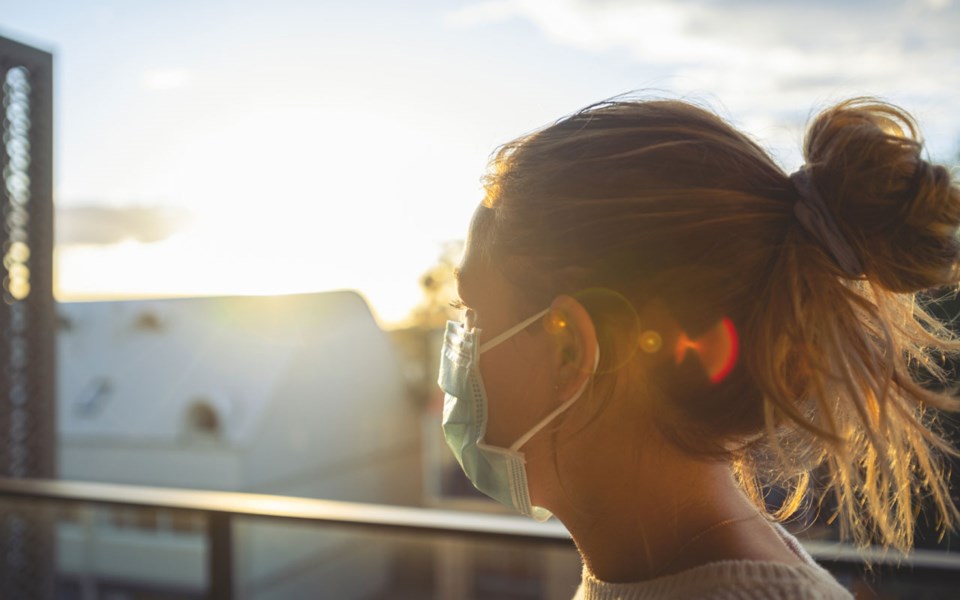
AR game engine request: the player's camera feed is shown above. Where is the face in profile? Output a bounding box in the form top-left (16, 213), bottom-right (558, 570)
top-left (454, 206), bottom-right (560, 451)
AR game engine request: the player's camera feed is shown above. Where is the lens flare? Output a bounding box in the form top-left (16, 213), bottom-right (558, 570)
top-left (640, 330), bottom-right (663, 353)
top-left (544, 309), bottom-right (568, 334)
top-left (674, 317), bottom-right (739, 384)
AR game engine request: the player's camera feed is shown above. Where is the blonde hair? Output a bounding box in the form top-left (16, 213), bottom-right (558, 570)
top-left (479, 96), bottom-right (960, 552)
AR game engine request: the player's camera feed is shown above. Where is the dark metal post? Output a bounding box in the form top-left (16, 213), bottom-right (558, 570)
top-left (0, 34), bottom-right (55, 600)
top-left (208, 512), bottom-right (233, 600)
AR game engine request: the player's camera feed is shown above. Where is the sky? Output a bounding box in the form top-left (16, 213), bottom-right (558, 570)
top-left (2, 0), bottom-right (959, 326)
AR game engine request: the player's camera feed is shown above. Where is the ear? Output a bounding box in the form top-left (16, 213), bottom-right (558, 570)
top-left (545, 295), bottom-right (599, 398)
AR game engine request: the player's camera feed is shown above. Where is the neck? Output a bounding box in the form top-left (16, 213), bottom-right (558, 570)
top-left (578, 464), bottom-right (758, 582)
top-left (527, 411), bottom-right (768, 583)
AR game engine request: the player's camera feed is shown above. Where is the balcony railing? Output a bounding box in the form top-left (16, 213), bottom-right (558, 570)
top-left (1, 477), bottom-right (959, 599)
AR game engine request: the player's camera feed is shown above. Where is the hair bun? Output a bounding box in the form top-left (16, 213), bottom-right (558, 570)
top-left (801, 97), bottom-right (960, 292)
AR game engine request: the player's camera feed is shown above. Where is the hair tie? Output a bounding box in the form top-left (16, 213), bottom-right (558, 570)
top-left (789, 167), bottom-right (863, 277)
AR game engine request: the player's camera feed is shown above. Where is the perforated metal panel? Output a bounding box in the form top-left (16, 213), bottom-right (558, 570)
top-left (0, 35), bottom-right (55, 600)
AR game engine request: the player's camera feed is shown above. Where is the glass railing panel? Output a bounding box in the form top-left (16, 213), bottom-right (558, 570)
top-left (56, 504), bottom-right (207, 596)
top-left (2, 481), bottom-right (960, 599)
top-left (1, 495), bottom-right (208, 599)
top-left (231, 516), bottom-right (581, 600)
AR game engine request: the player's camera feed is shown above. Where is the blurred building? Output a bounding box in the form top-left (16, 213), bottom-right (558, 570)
top-left (55, 292), bottom-right (422, 597)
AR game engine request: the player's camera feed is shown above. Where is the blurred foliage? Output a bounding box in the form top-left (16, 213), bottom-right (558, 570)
top-left (388, 241), bottom-right (464, 408)
top-left (408, 241), bottom-right (463, 329)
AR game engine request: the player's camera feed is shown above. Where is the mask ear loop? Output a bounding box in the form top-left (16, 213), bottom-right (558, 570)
top-left (479, 309), bottom-right (550, 354)
top-left (509, 347), bottom-right (601, 452)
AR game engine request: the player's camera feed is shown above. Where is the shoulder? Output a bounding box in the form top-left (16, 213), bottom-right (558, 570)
top-left (577, 560), bottom-right (852, 600)
top-left (576, 523), bottom-right (853, 600)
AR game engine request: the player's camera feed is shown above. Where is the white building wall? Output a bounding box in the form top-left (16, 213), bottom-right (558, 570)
top-left (59, 441), bottom-right (242, 490)
top-left (55, 292), bottom-right (420, 598)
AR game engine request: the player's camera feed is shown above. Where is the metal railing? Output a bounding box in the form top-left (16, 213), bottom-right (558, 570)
top-left (1, 477), bottom-right (959, 599)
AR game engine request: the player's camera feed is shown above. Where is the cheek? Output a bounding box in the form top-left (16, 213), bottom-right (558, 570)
top-left (479, 347), bottom-right (554, 447)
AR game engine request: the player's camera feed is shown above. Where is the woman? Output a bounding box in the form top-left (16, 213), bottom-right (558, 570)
top-left (438, 96), bottom-right (960, 598)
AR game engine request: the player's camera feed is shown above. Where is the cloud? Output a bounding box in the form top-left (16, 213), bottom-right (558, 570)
top-left (446, 0), bottom-right (958, 78)
top-left (141, 68), bottom-right (192, 91)
top-left (56, 205), bottom-right (193, 246)
top-left (446, 0), bottom-right (960, 159)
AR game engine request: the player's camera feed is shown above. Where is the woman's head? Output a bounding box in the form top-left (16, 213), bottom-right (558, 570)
top-left (465, 95), bottom-right (960, 550)
top-left (456, 208), bottom-right (600, 454)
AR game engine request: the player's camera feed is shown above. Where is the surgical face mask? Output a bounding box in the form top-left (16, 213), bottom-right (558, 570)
top-left (438, 308), bottom-right (598, 521)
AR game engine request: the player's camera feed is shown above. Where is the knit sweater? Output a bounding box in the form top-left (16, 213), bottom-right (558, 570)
top-left (573, 523), bottom-right (853, 599)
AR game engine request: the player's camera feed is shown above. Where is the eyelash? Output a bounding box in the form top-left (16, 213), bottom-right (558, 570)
top-left (449, 299), bottom-right (464, 310)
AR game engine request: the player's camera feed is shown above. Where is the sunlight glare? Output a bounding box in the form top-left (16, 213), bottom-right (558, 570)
top-left (56, 106), bottom-right (473, 327)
